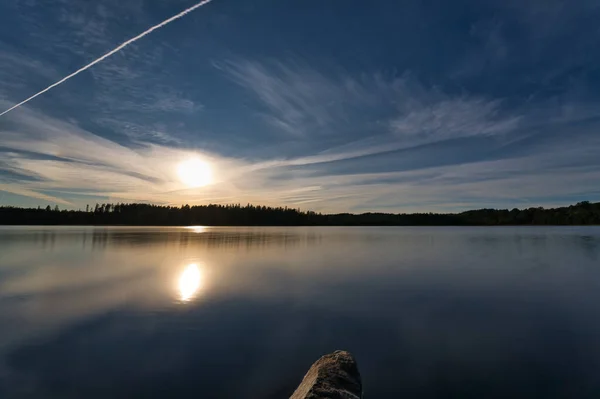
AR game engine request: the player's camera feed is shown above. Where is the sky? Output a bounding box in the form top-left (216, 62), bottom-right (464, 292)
top-left (1, 0), bottom-right (600, 213)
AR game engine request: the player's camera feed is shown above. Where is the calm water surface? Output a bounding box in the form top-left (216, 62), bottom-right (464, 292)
top-left (1, 226), bottom-right (600, 398)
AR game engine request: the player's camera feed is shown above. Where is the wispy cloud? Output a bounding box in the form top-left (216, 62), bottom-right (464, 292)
top-left (93, 118), bottom-right (184, 145)
top-left (212, 58), bottom-right (600, 211)
top-left (0, 184), bottom-right (72, 206)
top-left (217, 59), bottom-right (351, 137)
top-left (90, 60), bottom-right (202, 114)
top-left (220, 58), bottom-right (522, 167)
top-left (390, 97), bottom-right (520, 140)
top-left (0, 102), bottom-right (246, 205)
top-left (0, 0), bottom-right (215, 117)
top-left (2, 33), bottom-right (600, 214)
top-left (0, 49), bottom-right (62, 103)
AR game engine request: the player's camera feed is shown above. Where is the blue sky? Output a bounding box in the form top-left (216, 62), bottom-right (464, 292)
top-left (1, 0), bottom-right (600, 213)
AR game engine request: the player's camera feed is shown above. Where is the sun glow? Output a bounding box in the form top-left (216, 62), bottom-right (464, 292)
top-left (178, 263), bottom-right (202, 301)
top-left (177, 158), bottom-right (212, 187)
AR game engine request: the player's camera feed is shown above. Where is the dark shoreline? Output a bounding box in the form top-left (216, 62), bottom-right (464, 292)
top-left (1, 224), bottom-right (599, 227)
top-left (1, 201), bottom-right (599, 226)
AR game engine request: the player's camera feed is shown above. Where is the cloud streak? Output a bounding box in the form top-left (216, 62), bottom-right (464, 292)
top-left (1, 108), bottom-right (599, 213)
top-left (221, 59), bottom-right (521, 143)
top-left (2, 42), bottom-right (600, 214)
top-left (0, 0), bottom-right (215, 117)
top-left (220, 59), bottom-right (523, 170)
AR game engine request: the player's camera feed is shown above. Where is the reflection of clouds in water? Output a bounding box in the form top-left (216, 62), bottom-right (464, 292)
top-left (0, 227), bottom-right (325, 251)
top-left (0, 252), bottom-right (160, 360)
top-left (2, 227), bottom-right (600, 397)
top-left (5, 227), bottom-right (600, 263)
top-left (178, 263), bottom-right (202, 302)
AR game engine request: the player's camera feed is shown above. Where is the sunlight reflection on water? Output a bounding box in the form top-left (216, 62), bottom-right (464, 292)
top-left (2, 226), bottom-right (600, 398)
top-left (185, 226), bottom-right (208, 234)
top-left (178, 263), bottom-right (202, 302)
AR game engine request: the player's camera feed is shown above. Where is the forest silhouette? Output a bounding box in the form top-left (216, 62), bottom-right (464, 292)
top-left (1, 201), bottom-right (599, 225)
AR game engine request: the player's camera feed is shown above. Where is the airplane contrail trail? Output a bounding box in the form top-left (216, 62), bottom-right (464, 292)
top-left (0, 0), bottom-right (215, 117)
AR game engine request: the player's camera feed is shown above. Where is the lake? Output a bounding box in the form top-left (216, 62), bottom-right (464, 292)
top-left (1, 226), bottom-right (600, 398)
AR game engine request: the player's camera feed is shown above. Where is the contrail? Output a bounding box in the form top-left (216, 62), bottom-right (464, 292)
top-left (0, 0), bottom-right (214, 117)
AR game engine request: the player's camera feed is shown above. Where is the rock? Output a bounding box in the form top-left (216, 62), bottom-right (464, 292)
top-left (289, 350), bottom-right (362, 399)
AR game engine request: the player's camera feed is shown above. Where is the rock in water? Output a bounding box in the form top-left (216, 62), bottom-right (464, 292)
top-left (289, 350), bottom-right (362, 399)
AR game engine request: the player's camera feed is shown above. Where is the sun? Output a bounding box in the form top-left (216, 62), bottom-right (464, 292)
top-left (177, 158), bottom-right (212, 188)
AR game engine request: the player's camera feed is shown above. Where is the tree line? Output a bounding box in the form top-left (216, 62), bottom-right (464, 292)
top-left (0, 201), bottom-right (599, 226)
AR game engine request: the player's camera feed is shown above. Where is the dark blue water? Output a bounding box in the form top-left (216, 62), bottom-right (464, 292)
top-left (1, 226), bottom-right (600, 398)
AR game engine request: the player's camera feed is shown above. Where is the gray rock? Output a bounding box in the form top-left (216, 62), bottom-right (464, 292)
top-left (289, 350), bottom-right (362, 399)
